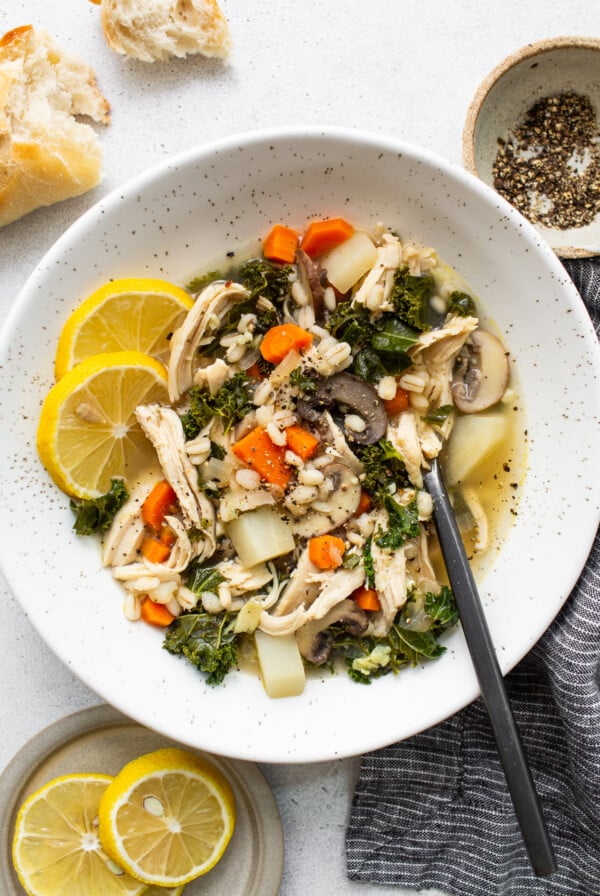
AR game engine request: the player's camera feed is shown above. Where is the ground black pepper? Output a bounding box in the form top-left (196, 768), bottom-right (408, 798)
top-left (492, 91), bottom-right (600, 229)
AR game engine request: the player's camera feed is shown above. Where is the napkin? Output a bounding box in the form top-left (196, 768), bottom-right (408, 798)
top-left (346, 257), bottom-right (600, 896)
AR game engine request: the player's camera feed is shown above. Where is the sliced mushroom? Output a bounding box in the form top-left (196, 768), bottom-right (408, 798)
top-left (290, 461), bottom-right (361, 538)
top-left (452, 330), bottom-right (509, 413)
top-left (296, 248), bottom-right (325, 321)
top-left (296, 599), bottom-right (368, 664)
top-left (296, 372), bottom-right (387, 445)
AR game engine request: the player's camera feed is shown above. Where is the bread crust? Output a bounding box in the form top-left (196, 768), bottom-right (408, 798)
top-left (100, 0), bottom-right (231, 62)
top-left (0, 25), bottom-right (110, 227)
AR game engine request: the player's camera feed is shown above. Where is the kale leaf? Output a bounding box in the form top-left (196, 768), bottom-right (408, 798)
top-left (447, 290), bottom-right (476, 317)
top-left (326, 301), bottom-right (375, 348)
top-left (239, 258), bottom-right (292, 303)
top-left (163, 610), bottom-right (239, 686)
top-left (354, 439), bottom-right (409, 505)
top-left (362, 537), bottom-right (375, 589)
top-left (424, 585), bottom-right (459, 628)
top-left (289, 367), bottom-right (318, 394)
top-left (70, 478), bottom-right (129, 536)
top-left (184, 561), bottom-right (226, 595)
top-left (181, 372), bottom-right (253, 439)
top-left (374, 495), bottom-right (420, 551)
top-left (390, 266), bottom-right (434, 331)
top-left (186, 270), bottom-right (222, 293)
top-left (424, 404), bottom-right (453, 426)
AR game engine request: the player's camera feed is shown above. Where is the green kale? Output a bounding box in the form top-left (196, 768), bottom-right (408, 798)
top-left (362, 537), bottom-right (375, 588)
top-left (370, 317), bottom-right (419, 355)
top-left (70, 478), bottom-right (128, 535)
top-left (390, 266), bottom-right (434, 332)
top-left (447, 290), bottom-right (476, 317)
top-left (424, 585), bottom-right (458, 628)
top-left (186, 270), bottom-right (222, 293)
top-left (326, 302), bottom-right (375, 348)
top-left (424, 404), bottom-right (453, 426)
top-left (163, 610), bottom-right (239, 685)
top-left (289, 367), bottom-right (318, 394)
top-left (355, 439), bottom-right (409, 505)
top-left (374, 494), bottom-right (420, 551)
top-left (239, 258), bottom-right (292, 303)
top-left (184, 561), bottom-right (226, 595)
top-left (181, 372), bottom-right (253, 439)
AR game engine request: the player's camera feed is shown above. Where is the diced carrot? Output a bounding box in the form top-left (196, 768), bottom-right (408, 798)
top-left (141, 480), bottom-right (178, 530)
top-left (260, 324), bottom-right (313, 365)
top-left (308, 535), bottom-right (346, 570)
top-left (300, 217), bottom-right (354, 258)
top-left (263, 224), bottom-right (300, 264)
top-left (352, 586), bottom-right (381, 612)
top-left (355, 490), bottom-right (372, 516)
top-left (246, 360), bottom-right (266, 381)
top-left (141, 535), bottom-right (171, 564)
top-left (159, 524), bottom-right (176, 546)
top-left (140, 596), bottom-right (175, 627)
top-left (232, 426), bottom-right (292, 489)
top-left (383, 386), bottom-right (410, 416)
top-left (285, 424), bottom-right (320, 461)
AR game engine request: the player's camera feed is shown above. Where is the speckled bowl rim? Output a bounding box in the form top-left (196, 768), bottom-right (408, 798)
top-left (462, 35), bottom-right (600, 258)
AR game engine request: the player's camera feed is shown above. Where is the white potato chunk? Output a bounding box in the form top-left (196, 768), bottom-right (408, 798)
top-left (446, 413), bottom-right (508, 485)
top-left (254, 631), bottom-right (306, 698)
top-left (322, 231), bottom-right (378, 294)
top-left (226, 506), bottom-right (295, 567)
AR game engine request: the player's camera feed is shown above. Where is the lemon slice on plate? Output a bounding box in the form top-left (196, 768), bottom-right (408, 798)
top-left (37, 351), bottom-right (168, 499)
top-left (98, 748), bottom-right (236, 888)
top-left (12, 773), bottom-right (147, 896)
top-left (55, 277), bottom-right (193, 379)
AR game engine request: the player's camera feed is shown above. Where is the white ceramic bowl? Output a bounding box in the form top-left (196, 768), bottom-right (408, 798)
top-left (1, 128), bottom-right (598, 762)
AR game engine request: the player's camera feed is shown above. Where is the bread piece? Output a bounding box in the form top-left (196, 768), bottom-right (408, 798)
top-left (100, 0), bottom-right (231, 63)
top-left (0, 25), bottom-right (110, 228)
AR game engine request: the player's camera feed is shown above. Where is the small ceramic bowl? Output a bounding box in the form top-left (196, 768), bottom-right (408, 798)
top-left (463, 36), bottom-right (600, 258)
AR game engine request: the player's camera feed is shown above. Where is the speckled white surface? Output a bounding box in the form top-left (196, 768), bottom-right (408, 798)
top-left (1, 2), bottom-right (599, 894)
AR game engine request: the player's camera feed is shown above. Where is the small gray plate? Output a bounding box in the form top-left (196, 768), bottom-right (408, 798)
top-left (0, 704), bottom-right (284, 896)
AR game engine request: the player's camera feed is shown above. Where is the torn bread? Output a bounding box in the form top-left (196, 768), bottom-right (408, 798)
top-left (0, 25), bottom-right (110, 228)
top-left (99, 0), bottom-right (231, 63)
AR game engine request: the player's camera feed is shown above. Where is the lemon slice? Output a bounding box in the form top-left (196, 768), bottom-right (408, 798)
top-left (12, 773), bottom-right (147, 896)
top-left (55, 277), bottom-right (194, 379)
top-left (98, 748), bottom-right (236, 887)
top-left (37, 351), bottom-right (168, 499)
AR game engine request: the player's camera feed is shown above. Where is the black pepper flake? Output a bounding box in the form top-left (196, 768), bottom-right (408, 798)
top-left (492, 91), bottom-right (600, 230)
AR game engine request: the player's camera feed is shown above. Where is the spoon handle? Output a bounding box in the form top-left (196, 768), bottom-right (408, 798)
top-left (423, 459), bottom-right (556, 877)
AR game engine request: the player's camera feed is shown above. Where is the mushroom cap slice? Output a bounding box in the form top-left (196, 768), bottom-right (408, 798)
top-left (452, 330), bottom-right (509, 414)
top-left (290, 461), bottom-right (361, 538)
top-left (296, 599), bottom-right (368, 664)
top-left (296, 372), bottom-right (387, 445)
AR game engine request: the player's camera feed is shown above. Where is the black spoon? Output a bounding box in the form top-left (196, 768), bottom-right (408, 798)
top-left (423, 458), bottom-right (557, 877)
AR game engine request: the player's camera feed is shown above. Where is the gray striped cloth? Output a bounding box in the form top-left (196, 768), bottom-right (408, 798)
top-left (346, 258), bottom-right (600, 896)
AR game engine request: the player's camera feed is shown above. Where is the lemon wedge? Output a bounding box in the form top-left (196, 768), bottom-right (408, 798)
top-left (98, 748), bottom-right (236, 887)
top-left (12, 773), bottom-right (147, 896)
top-left (37, 351), bottom-right (168, 499)
top-left (55, 277), bottom-right (193, 379)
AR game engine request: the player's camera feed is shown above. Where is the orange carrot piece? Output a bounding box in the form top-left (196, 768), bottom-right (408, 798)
top-left (141, 536), bottom-right (171, 564)
top-left (141, 480), bottom-right (178, 530)
top-left (383, 386), bottom-right (410, 416)
top-left (355, 490), bottom-right (372, 516)
top-left (232, 426), bottom-right (292, 489)
top-left (260, 323), bottom-right (313, 365)
top-left (246, 361), bottom-right (266, 381)
top-left (159, 524), bottom-right (176, 547)
top-left (140, 596), bottom-right (175, 627)
top-left (308, 535), bottom-right (346, 570)
top-left (353, 586), bottom-right (381, 612)
top-left (285, 424), bottom-right (320, 461)
top-left (263, 224), bottom-right (300, 264)
top-left (300, 217), bottom-right (354, 258)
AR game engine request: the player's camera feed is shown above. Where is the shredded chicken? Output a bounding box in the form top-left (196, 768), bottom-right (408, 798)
top-left (387, 410), bottom-right (426, 487)
top-left (168, 280), bottom-right (249, 402)
top-left (135, 404), bottom-right (216, 561)
top-left (369, 511), bottom-right (409, 636)
top-left (410, 314), bottom-right (478, 407)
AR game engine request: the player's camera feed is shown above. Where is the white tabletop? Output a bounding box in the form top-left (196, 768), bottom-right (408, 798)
top-left (1, 2), bottom-right (597, 893)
